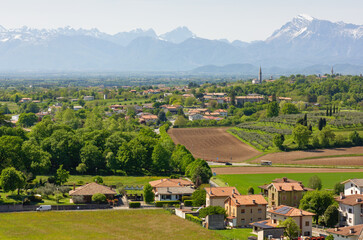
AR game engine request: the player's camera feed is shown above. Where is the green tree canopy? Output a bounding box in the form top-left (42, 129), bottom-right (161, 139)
top-left (144, 183), bottom-right (154, 203)
top-left (299, 190), bottom-right (334, 222)
top-left (308, 175), bottom-right (322, 190)
top-left (18, 113), bottom-right (38, 127)
top-left (292, 124), bottom-right (311, 148)
top-left (278, 217), bottom-right (300, 240)
top-left (267, 101), bottom-right (279, 118)
top-left (198, 206), bottom-right (227, 218)
top-left (324, 205), bottom-right (339, 227)
top-left (55, 165), bottom-right (70, 185)
top-left (281, 103), bottom-right (299, 114)
top-left (0, 167), bottom-right (26, 194)
top-left (192, 188), bottom-right (206, 207)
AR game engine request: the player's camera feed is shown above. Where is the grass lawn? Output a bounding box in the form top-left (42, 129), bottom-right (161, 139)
top-left (215, 172), bottom-right (363, 194)
top-left (0, 209), bottom-right (221, 240)
top-left (0, 101), bottom-right (19, 113)
top-left (0, 190), bottom-right (72, 205)
top-left (215, 228), bottom-right (256, 240)
top-left (37, 175), bottom-right (165, 186)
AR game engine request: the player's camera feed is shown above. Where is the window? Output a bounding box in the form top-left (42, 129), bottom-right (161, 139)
top-left (348, 208), bottom-right (353, 213)
top-left (304, 231), bottom-right (310, 236)
top-left (351, 184), bottom-right (353, 187)
top-left (258, 218), bottom-right (261, 221)
top-left (241, 209), bottom-right (245, 214)
top-left (258, 208), bottom-right (262, 213)
top-left (250, 209), bottom-right (253, 213)
top-left (305, 221), bottom-right (309, 226)
top-left (349, 218), bottom-right (352, 223)
top-left (294, 195), bottom-right (297, 200)
top-left (273, 219), bottom-right (277, 224)
top-left (241, 219), bottom-right (245, 223)
top-left (250, 218), bottom-right (253, 222)
top-left (352, 190), bottom-right (353, 194)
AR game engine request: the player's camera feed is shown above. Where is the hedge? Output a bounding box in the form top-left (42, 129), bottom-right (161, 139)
top-left (185, 214), bottom-right (202, 225)
top-left (155, 201), bottom-right (180, 207)
top-left (182, 196), bottom-right (191, 202)
top-left (129, 202), bottom-right (141, 208)
top-left (184, 200), bottom-right (193, 207)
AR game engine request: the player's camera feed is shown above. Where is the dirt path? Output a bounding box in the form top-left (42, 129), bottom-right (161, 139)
top-left (168, 127), bottom-right (261, 162)
top-left (212, 166), bottom-right (363, 175)
top-left (252, 147), bottom-right (363, 166)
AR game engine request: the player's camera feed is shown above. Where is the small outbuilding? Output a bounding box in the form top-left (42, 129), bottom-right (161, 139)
top-left (69, 182), bottom-right (116, 203)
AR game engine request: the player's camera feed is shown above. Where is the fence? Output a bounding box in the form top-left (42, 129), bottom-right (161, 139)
top-left (0, 204), bottom-right (112, 213)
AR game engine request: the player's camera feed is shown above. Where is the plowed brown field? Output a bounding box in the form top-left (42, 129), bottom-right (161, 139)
top-left (168, 127), bottom-right (261, 162)
top-left (212, 166), bottom-right (363, 175)
top-left (252, 146), bottom-right (363, 166)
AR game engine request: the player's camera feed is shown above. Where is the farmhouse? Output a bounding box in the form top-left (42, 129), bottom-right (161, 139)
top-left (149, 178), bottom-right (194, 190)
top-left (189, 114), bottom-right (204, 121)
top-left (326, 224), bottom-right (363, 240)
top-left (205, 187), bottom-right (240, 207)
top-left (261, 178), bottom-right (310, 208)
top-left (259, 177), bottom-right (301, 196)
top-left (268, 205), bottom-right (315, 237)
top-left (224, 194), bottom-right (268, 227)
top-left (342, 179), bottom-right (363, 196)
top-left (336, 194), bottom-right (363, 226)
top-left (69, 182), bottom-right (116, 203)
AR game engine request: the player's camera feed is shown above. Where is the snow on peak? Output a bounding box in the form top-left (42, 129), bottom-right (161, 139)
top-left (296, 14), bottom-right (314, 21)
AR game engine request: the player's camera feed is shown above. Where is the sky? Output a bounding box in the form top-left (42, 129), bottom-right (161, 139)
top-left (0, 0), bottom-right (363, 42)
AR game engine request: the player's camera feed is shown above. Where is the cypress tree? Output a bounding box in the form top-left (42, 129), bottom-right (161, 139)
top-left (318, 118), bottom-right (323, 131)
top-left (329, 106), bottom-right (332, 116)
top-left (326, 108), bottom-right (329, 116)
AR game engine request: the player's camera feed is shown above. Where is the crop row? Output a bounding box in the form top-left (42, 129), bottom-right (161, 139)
top-left (236, 123), bottom-right (292, 135)
top-left (229, 128), bottom-right (273, 150)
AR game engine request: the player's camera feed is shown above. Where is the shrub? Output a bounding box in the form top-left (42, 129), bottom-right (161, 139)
top-left (129, 202), bottom-right (141, 208)
top-left (93, 176), bottom-right (104, 184)
top-left (185, 214), bottom-right (202, 225)
top-left (23, 197), bottom-right (31, 205)
top-left (92, 193), bottom-right (107, 204)
top-left (182, 196), bottom-right (191, 202)
top-left (247, 186), bottom-right (254, 195)
top-left (184, 200), bottom-right (193, 206)
top-left (308, 175), bottom-right (322, 190)
top-left (192, 189), bottom-right (206, 207)
top-left (143, 183), bottom-right (154, 203)
top-left (155, 201), bottom-right (180, 207)
top-left (198, 206), bottom-right (227, 218)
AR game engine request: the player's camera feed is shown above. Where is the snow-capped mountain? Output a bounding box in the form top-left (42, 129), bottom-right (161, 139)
top-left (0, 15), bottom-right (362, 73)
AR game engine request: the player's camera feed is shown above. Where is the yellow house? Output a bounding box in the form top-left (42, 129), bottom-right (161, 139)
top-left (267, 182), bottom-right (309, 208)
top-left (205, 187), bottom-right (240, 208)
top-left (225, 194), bottom-right (268, 227)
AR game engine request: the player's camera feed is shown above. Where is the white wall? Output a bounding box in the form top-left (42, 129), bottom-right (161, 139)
top-left (344, 181), bottom-right (363, 196)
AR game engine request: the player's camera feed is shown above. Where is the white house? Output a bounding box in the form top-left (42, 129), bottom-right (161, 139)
top-left (267, 205), bottom-right (315, 237)
top-left (336, 194), bottom-right (363, 226)
top-left (73, 106), bottom-right (83, 111)
top-left (189, 114), bottom-right (204, 121)
top-left (342, 179), bottom-right (363, 196)
top-left (154, 186), bottom-right (195, 201)
top-left (83, 96), bottom-right (94, 101)
top-left (326, 224), bottom-right (363, 240)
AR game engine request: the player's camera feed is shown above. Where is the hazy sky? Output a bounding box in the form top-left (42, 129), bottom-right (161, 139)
top-left (1, 0), bottom-right (363, 42)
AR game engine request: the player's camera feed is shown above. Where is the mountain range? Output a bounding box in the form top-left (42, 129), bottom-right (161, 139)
top-left (0, 14), bottom-right (363, 74)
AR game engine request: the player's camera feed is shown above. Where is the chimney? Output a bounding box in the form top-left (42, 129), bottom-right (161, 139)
top-left (350, 228), bottom-right (355, 234)
top-left (253, 199), bottom-right (256, 204)
top-left (283, 177), bottom-right (287, 182)
top-left (335, 227), bottom-right (339, 232)
top-left (291, 186), bottom-right (294, 191)
top-left (232, 189), bottom-right (235, 194)
top-left (340, 193), bottom-right (345, 199)
top-left (279, 186), bottom-right (283, 191)
top-left (356, 198), bottom-right (362, 203)
top-left (73, 184), bottom-right (75, 191)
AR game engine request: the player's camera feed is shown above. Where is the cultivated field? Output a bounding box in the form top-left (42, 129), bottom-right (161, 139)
top-left (212, 166), bottom-right (363, 175)
top-left (0, 210), bottom-right (221, 240)
top-left (168, 127), bottom-right (261, 162)
top-left (214, 172), bottom-right (363, 194)
top-left (252, 146), bottom-right (363, 166)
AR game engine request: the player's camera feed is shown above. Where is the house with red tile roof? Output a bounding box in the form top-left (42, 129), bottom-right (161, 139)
top-left (205, 187), bottom-right (240, 207)
top-left (224, 194), bottom-right (268, 227)
top-left (336, 194), bottom-right (363, 226)
top-left (268, 205), bottom-right (315, 237)
top-left (69, 182), bottom-right (116, 203)
top-left (326, 224), bottom-right (363, 240)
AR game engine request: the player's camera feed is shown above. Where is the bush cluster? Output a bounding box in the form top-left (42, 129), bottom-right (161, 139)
top-left (185, 214), bottom-right (202, 225)
top-left (129, 202), bottom-right (141, 208)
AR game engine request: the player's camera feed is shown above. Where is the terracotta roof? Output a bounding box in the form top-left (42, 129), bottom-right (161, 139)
top-left (336, 194), bottom-right (363, 206)
top-left (155, 186), bottom-right (195, 195)
top-left (342, 179), bottom-right (363, 187)
top-left (205, 187), bottom-right (240, 197)
top-left (69, 182), bottom-right (116, 196)
top-left (250, 219), bottom-right (279, 229)
top-left (149, 178), bottom-right (193, 188)
top-left (258, 178), bottom-right (301, 190)
top-left (270, 182), bottom-right (305, 192)
top-left (227, 194), bottom-right (267, 206)
top-left (268, 205), bottom-right (315, 217)
top-left (326, 224), bottom-right (363, 236)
